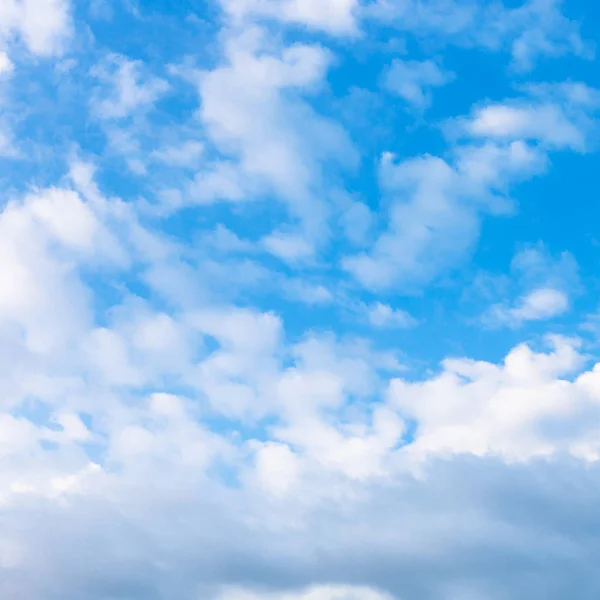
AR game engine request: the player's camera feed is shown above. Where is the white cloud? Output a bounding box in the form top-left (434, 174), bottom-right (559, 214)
top-left (220, 0), bottom-right (359, 35)
top-left (262, 231), bottom-right (315, 262)
top-left (91, 54), bottom-right (169, 120)
top-left (3, 307), bottom-right (600, 599)
top-left (343, 142), bottom-right (545, 291)
top-left (151, 140), bottom-right (204, 168)
top-left (185, 306), bottom-right (283, 418)
top-left (465, 103), bottom-right (586, 150)
top-left (383, 58), bottom-right (453, 109)
top-left (367, 302), bottom-right (417, 329)
top-left (252, 441), bottom-right (301, 496)
top-left (0, 0), bottom-right (71, 57)
top-left (389, 336), bottom-right (600, 462)
top-left (367, 0), bottom-right (592, 71)
top-left (0, 129), bottom-right (16, 157)
top-left (185, 161), bottom-right (253, 205)
top-left (481, 245), bottom-right (578, 328)
top-left (203, 224), bottom-right (256, 254)
top-left (506, 0), bottom-right (593, 72)
top-left (511, 288), bottom-right (569, 320)
top-left (215, 585), bottom-right (395, 600)
top-left (2, 4), bottom-right (600, 599)
top-left (486, 287), bottom-right (569, 328)
top-left (89, 55), bottom-right (170, 173)
top-left (194, 27), bottom-right (356, 248)
top-left (0, 188), bottom-right (103, 354)
top-left (451, 81), bottom-right (600, 152)
top-left (340, 200), bottom-right (373, 245)
top-left (1, 182), bottom-right (600, 598)
top-left (344, 82), bottom-right (597, 292)
top-left (89, 0), bottom-right (113, 20)
top-left (0, 51), bottom-right (14, 75)
top-left (283, 279), bottom-right (333, 305)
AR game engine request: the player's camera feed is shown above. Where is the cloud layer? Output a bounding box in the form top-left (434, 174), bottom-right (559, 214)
top-left (1, 0), bottom-right (600, 599)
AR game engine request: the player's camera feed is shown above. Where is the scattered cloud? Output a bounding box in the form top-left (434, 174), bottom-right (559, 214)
top-left (194, 26), bottom-right (357, 249)
top-left (481, 245), bottom-right (579, 328)
top-left (343, 141), bottom-right (545, 291)
top-left (367, 0), bottom-right (593, 71)
top-left (0, 0), bottom-right (72, 57)
top-left (485, 287), bottom-right (569, 327)
top-left (220, 0), bottom-right (359, 35)
top-left (367, 302), bottom-right (417, 329)
top-left (1, 1), bottom-right (600, 599)
top-left (383, 58), bottom-right (454, 109)
top-left (151, 140), bottom-right (204, 168)
top-left (91, 54), bottom-right (170, 120)
top-left (0, 51), bottom-right (14, 75)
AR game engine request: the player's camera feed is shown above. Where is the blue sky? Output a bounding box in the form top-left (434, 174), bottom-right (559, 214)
top-left (2, 0), bottom-right (600, 599)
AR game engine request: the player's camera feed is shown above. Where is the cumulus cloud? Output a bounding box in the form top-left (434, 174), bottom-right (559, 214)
top-left (0, 0), bottom-right (71, 57)
top-left (220, 0), bottom-right (359, 35)
top-left (2, 175), bottom-right (600, 599)
top-left (2, 1), bottom-right (600, 599)
top-left (4, 326), bottom-right (600, 598)
top-left (91, 54), bottom-right (170, 120)
top-left (89, 54), bottom-right (170, 173)
top-left (343, 81), bottom-right (600, 292)
top-left (467, 103), bottom-right (584, 148)
top-left (486, 287), bottom-right (569, 327)
top-left (390, 335), bottom-right (600, 462)
top-left (343, 141), bottom-right (545, 291)
top-left (0, 187), bottom-right (112, 354)
top-left (367, 0), bottom-right (592, 71)
top-left (192, 26), bottom-right (356, 254)
top-left (481, 245), bottom-right (579, 329)
top-left (367, 302), bottom-right (417, 329)
top-left (151, 140), bottom-right (204, 168)
top-left (453, 81), bottom-right (600, 151)
top-left (283, 279), bottom-right (333, 305)
top-left (0, 51), bottom-right (14, 75)
top-left (383, 58), bottom-right (454, 109)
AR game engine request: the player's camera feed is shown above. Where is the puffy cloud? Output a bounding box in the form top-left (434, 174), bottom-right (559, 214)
top-left (3, 437), bottom-right (600, 599)
top-left (0, 51), bottom-right (13, 74)
top-left (344, 81), bottom-right (599, 292)
top-left (151, 140), bottom-right (204, 168)
top-left (481, 245), bottom-right (579, 328)
top-left (0, 0), bottom-right (71, 57)
top-left (283, 279), bottom-right (333, 305)
top-left (390, 336), bottom-right (600, 462)
top-left (0, 187), bottom-right (110, 354)
top-left (185, 306), bottom-right (283, 418)
top-left (367, 0), bottom-right (592, 71)
top-left (2, 2), bottom-right (600, 599)
top-left (367, 302), bottom-right (417, 329)
top-left (505, 0), bottom-right (593, 72)
top-left (383, 58), bottom-right (454, 109)
top-left (252, 441), bottom-right (301, 495)
top-left (468, 104), bottom-right (582, 146)
top-left (1, 181), bottom-right (600, 598)
top-left (511, 288), bottom-right (568, 321)
top-left (192, 27), bottom-right (356, 251)
top-left (91, 54), bottom-right (170, 120)
top-left (343, 142), bottom-right (545, 291)
top-left (220, 0), bottom-right (359, 35)
top-left (455, 81), bottom-right (600, 151)
top-left (464, 103), bottom-right (586, 150)
top-left (486, 287), bottom-right (569, 327)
